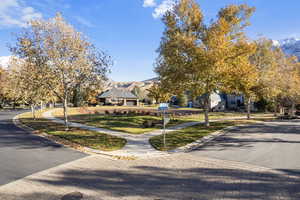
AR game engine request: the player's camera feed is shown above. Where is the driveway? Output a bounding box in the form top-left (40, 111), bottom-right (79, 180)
top-left (191, 120), bottom-right (300, 172)
top-left (0, 109), bottom-right (86, 186)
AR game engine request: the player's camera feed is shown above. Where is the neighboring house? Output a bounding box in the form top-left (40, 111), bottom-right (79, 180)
top-left (222, 94), bottom-right (245, 110)
top-left (221, 93), bottom-right (256, 111)
top-left (191, 92), bottom-right (248, 111)
top-left (192, 92), bottom-right (225, 111)
top-left (98, 88), bottom-right (139, 106)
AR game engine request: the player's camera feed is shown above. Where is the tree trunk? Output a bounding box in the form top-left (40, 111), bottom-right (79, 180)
top-left (63, 97), bottom-right (69, 130)
top-left (247, 98), bottom-right (251, 120)
top-left (279, 105), bottom-right (283, 115)
top-left (274, 101), bottom-right (278, 117)
top-left (291, 101), bottom-right (296, 117)
top-left (204, 94), bottom-right (210, 127)
top-left (31, 104), bottom-right (36, 120)
top-left (40, 101), bottom-right (44, 110)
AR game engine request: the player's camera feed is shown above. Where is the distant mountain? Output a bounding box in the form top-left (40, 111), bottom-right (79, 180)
top-left (103, 78), bottom-right (159, 94)
top-left (273, 37), bottom-right (300, 60)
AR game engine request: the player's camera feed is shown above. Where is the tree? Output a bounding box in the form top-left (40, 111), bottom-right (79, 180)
top-left (132, 86), bottom-right (146, 100)
top-left (156, 0), bottom-right (256, 126)
top-left (250, 39), bottom-right (300, 117)
top-left (147, 83), bottom-right (171, 104)
top-left (277, 56), bottom-right (300, 117)
top-left (176, 92), bottom-right (188, 107)
top-left (0, 67), bottom-right (7, 108)
top-left (0, 58), bottom-right (25, 109)
top-left (11, 13), bottom-right (111, 128)
top-left (250, 39), bottom-right (286, 116)
top-left (225, 42), bottom-right (259, 119)
top-left (9, 58), bottom-right (56, 118)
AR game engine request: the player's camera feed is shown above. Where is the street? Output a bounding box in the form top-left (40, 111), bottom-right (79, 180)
top-left (0, 110), bottom-right (86, 186)
top-left (0, 111), bottom-right (299, 199)
top-left (191, 121), bottom-right (300, 171)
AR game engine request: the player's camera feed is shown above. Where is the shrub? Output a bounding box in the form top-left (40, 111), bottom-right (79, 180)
top-left (143, 120), bottom-right (154, 128)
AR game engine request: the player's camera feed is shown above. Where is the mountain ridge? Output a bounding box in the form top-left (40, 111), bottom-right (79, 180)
top-left (273, 37), bottom-right (300, 60)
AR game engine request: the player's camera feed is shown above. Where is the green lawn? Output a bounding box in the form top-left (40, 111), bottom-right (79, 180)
top-left (61, 113), bottom-right (238, 134)
top-left (53, 107), bottom-right (272, 134)
top-left (149, 120), bottom-right (254, 151)
top-left (18, 112), bottom-right (127, 151)
top-left (63, 114), bottom-right (171, 134)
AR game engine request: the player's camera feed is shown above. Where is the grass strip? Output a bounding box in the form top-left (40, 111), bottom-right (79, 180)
top-left (18, 112), bottom-right (127, 151)
top-left (149, 120), bottom-right (253, 151)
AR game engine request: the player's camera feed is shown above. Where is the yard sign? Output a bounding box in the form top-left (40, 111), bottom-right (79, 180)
top-left (158, 103), bottom-right (169, 148)
top-left (158, 103), bottom-right (169, 111)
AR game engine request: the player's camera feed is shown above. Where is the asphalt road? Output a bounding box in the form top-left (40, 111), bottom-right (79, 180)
top-left (191, 120), bottom-right (300, 172)
top-left (0, 109), bottom-right (86, 186)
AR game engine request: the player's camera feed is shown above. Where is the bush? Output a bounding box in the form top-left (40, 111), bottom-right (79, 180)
top-left (176, 93), bottom-right (188, 107)
top-left (142, 120), bottom-right (163, 128)
top-left (143, 120), bottom-right (154, 128)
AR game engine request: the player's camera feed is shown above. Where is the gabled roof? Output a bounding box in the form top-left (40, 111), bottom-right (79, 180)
top-left (99, 88), bottom-right (138, 99)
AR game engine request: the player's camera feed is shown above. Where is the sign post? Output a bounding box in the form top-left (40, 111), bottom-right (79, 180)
top-left (158, 103), bottom-right (169, 148)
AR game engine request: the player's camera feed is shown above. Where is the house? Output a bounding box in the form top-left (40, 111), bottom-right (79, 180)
top-left (223, 94), bottom-right (244, 110)
top-left (184, 92), bottom-right (247, 111)
top-left (98, 88), bottom-right (139, 106)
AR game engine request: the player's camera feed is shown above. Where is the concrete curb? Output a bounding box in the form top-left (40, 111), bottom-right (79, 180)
top-left (12, 113), bottom-right (123, 161)
top-left (12, 115), bottom-right (35, 133)
top-left (15, 110), bottom-right (267, 160)
top-left (168, 123), bottom-right (252, 154)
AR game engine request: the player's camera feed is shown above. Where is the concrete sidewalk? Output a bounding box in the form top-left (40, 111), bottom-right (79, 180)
top-left (42, 110), bottom-right (204, 158)
top-left (0, 154), bottom-right (298, 200)
top-left (42, 110), bottom-right (248, 158)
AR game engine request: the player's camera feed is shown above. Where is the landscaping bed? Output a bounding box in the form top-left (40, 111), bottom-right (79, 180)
top-left (18, 112), bottom-right (127, 151)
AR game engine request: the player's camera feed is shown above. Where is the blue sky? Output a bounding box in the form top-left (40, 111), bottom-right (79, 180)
top-left (1, 0), bottom-right (300, 81)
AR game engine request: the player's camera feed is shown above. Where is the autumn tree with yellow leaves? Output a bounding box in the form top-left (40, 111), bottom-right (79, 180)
top-left (147, 82), bottom-right (171, 104)
top-left (249, 39), bottom-right (300, 117)
top-left (277, 56), bottom-right (300, 117)
top-left (5, 58), bottom-right (57, 119)
top-left (11, 13), bottom-right (111, 128)
top-left (0, 67), bottom-right (7, 108)
top-left (156, 0), bottom-right (256, 126)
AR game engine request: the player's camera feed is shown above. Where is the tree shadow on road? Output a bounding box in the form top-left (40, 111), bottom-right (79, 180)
top-left (230, 122), bottom-right (300, 135)
top-left (191, 122), bottom-right (300, 152)
top-left (21, 164), bottom-right (300, 200)
top-left (0, 119), bottom-right (64, 150)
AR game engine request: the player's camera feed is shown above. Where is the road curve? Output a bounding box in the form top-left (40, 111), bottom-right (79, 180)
top-left (191, 120), bottom-right (300, 172)
top-left (0, 109), bottom-right (86, 186)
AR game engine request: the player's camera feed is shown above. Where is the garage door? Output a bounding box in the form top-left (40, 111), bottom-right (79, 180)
top-left (126, 100), bottom-right (136, 106)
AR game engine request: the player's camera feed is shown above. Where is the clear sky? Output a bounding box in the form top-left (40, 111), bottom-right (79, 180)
top-left (1, 0), bottom-right (300, 81)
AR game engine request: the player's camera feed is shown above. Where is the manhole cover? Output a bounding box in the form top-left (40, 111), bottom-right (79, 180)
top-left (61, 192), bottom-right (83, 200)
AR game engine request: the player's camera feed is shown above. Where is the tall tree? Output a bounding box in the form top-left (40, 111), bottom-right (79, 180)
top-left (132, 86), bottom-right (146, 100)
top-left (156, 0), bottom-right (256, 126)
top-left (147, 83), bottom-right (171, 104)
top-left (0, 67), bottom-right (7, 108)
top-left (278, 56), bottom-right (300, 117)
top-left (250, 39), bottom-right (285, 116)
top-left (6, 58), bottom-right (55, 119)
top-left (176, 92), bottom-right (188, 107)
top-left (11, 13), bottom-right (111, 128)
